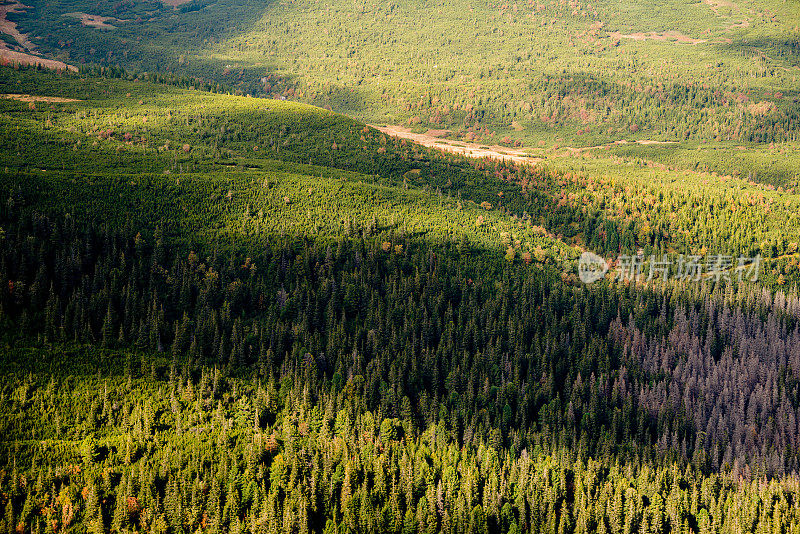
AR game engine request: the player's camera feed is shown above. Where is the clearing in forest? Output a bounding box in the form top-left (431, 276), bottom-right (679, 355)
top-left (1, 93), bottom-right (81, 102)
top-left (0, 2), bottom-right (77, 71)
top-left (609, 30), bottom-right (706, 44)
top-left (373, 125), bottom-right (543, 166)
top-left (0, 46), bottom-right (77, 71)
top-left (64, 12), bottom-right (127, 29)
top-left (0, 1), bottom-right (34, 49)
top-left (160, 0), bottom-right (192, 8)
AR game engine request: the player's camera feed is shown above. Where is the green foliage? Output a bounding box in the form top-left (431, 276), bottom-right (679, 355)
top-left (80, 435), bottom-right (101, 463)
top-left (9, 0), bottom-right (800, 150)
top-left (1, 65), bottom-right (800, 534)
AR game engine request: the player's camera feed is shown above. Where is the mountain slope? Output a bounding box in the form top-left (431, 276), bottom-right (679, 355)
top-left (2, 64), bottom-right (800, 534)
top-left (4, 0), bottom-right (799, 149)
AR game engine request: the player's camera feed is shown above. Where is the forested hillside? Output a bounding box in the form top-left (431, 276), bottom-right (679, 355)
top-left (2, 67), bottom-right (799, 284)
top-left (2, 219), bottom-right (800, 534)
top-left (2, 0), bottom-right (799, 190)
top-left (1, 65), bottom-right (800, 533)
top-left (5, 0), bottom-right (800, 150)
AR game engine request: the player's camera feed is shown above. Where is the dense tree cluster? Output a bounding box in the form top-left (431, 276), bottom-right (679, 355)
top-left (2, 209), bottom-right (800, 532)
top-left (3, 66), bottom-right (800, 533)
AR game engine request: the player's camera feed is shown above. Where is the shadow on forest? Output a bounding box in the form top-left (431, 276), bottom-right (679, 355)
top-left (719, 35), bottom-right (800, 67)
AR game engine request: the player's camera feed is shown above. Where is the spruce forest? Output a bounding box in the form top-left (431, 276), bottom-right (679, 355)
top-left (1, 0), bottom-right (800, 532)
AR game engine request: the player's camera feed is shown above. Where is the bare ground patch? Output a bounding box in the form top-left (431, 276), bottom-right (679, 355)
top-left (374, 125), bottom-right (678, 164)
top-left (425, 129), bottom-right (451, 138)
top-left (65, 12), bottom-right (128, 29)
top-left (160, 0), bottom-right (192, 7)
top-left (703, 0), bottom-right (736, 15)
top-left (609, 31), bottom-right (706, 45)
top-left (0, 45), bottom-right (77, 71)
top-left (1, 93), bottom-right (81, 103)
top-left (0, 1), bottom-right (76, 71)
top-left (373, 125), bottom-right (543, 166)
top-left (634, 140), bottom-right (677, 146)
top-left (0, 1), bottom-right (34, 49)
top-left (555, 139), bottom-right (677, 156)
top-left (701, 0), bottom-right (752, 31)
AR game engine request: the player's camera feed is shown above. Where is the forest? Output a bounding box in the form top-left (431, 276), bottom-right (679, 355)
top-left (0, 0), bottom-right (799, 527)
top-left (4, 0), bottom-right (800, 154)
top-left (0, 62), bottom-right (799, 533)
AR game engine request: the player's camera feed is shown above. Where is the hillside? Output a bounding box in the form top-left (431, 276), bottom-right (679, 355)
top-left (0, 67), bottom-right (578, 261)
top-left (2, 0), bottom-right (797, 144)
top-left (3, 67), bottom-right (800, 284)
top-left (2, 64), bottom-right (800, 533)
